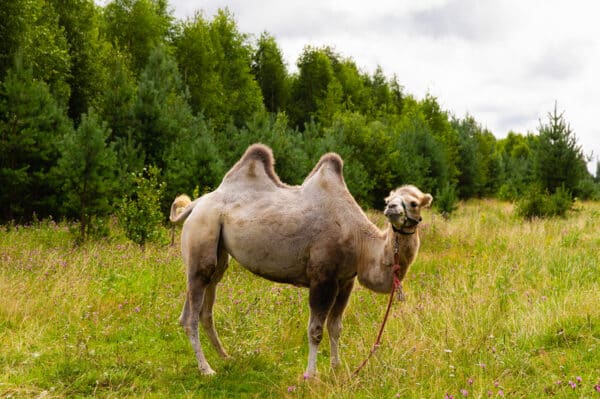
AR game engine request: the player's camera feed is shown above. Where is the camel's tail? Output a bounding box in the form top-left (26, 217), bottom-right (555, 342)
top-left (169, 194), bottom-right (195, 223)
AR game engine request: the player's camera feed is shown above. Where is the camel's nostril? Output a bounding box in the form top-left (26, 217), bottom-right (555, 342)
top-left (388, 203), bottom-right (397, 209)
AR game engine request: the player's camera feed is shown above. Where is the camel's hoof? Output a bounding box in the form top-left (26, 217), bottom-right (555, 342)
top-left (303, 370), bottom-right (315, 380)
top-left (396, 289), bottom-right (406, 302)
top-left (199, 366), bottom-right (216, 376)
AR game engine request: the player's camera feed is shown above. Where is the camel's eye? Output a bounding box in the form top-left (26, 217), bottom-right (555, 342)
top-left (410, 201), bottom-right (417, 208)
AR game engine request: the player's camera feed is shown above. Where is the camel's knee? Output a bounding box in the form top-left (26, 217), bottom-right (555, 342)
top-left (179, 312), bottom-right (196, 333)
top-left (309, 324), bottom-right (324, 344)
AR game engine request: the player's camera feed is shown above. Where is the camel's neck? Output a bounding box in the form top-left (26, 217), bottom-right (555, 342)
top-left (356, 224), bottom-right (420, 294)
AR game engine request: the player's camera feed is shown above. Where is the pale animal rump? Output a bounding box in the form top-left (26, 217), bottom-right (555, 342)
top-left (170, 143), bottom-right (433, 376)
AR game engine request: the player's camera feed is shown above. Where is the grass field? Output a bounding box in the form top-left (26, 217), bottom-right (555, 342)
top-left (1, 200), bottom-right (599, 398)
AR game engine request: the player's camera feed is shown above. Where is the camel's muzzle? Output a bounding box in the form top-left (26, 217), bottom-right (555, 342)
top-left (385, 200), bottom-right (421, 235)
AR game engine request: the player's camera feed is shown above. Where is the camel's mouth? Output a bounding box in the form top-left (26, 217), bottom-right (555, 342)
top-left (383, 208), bottom-right (403, 222)
top-left (403, 216), bottom-right (420, 228)
top-left (384, 207), bottom-right (420, 231)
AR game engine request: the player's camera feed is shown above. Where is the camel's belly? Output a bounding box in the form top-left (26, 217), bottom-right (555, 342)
top-left (221, 217), bottom-right (313, 286)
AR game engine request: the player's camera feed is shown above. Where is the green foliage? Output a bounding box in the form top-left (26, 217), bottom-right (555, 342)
top-left (6, 0), bottom-right (72, 103)
top-left (534, 103), bottom-right (588, 195)
top-left (453, 116), bottom-right (499, 198)
top-left (435, 183), bottom-right (459, 217)
top-left (322, 112), bottom-right (396, 206)
top-left (55, 109), bottom-right (118, 241)
top-left (162, 114), bottom-right (225, 210)
top-left (174, 9), bottom-right (263, 129)
top-left (495, 131), bottom-right (536, 198)
top-left (102, 0), bottom-right (173, 74)
top-left (0, 62), bottom-right (72, 222)
top-left (1, 3), bottom-right (596, 224)
top-left (50, 0), bottom-right (111, 121)
top-left (420, 94), bottom-right (460, 184)
top-left (391, 99), bottom-right (450, 195)
top-left (516, 185), bottom-right (574, 219)
top-left (118, 166), bottom-right (166, 246)
top-left (134, 45), bottom-right (187, 166)
top-left (311, 113), bottom-right (376, 204)
top-left (218, 112), bottom-right (310, 185)
top-left (289, 46), bottom-right (336, 127)
top-left (252, 32), bottom-right (289, 113)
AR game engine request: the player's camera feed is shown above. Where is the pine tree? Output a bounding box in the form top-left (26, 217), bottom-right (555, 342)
top-left (55, 109), bottom-right (117, 241)
top-left (534, 103), bottom-right (588, 194)
top-left (0, 62), bottom-right (71, 222)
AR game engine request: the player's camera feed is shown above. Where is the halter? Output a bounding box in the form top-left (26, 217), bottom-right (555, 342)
top-left (391, 200), bottom-right (419, 235)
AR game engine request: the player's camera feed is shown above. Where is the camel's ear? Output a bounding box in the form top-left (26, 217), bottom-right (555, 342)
top-left (384, 190), bottom-right (395, 204)
top-left (421, 193), bottom-right (433, 208)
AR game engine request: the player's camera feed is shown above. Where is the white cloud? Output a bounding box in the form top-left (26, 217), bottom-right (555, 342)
top-left (171, 0), bottom-right (599, 171)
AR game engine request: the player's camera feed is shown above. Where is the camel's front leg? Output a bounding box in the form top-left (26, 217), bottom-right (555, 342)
top-left (326, 278), bottom-right (354, 369)
top-left (306, 279), bottom-right (338, 377)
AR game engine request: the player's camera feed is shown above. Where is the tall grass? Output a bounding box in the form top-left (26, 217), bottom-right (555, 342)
top-left (1, 201), bottom-right (599, 398)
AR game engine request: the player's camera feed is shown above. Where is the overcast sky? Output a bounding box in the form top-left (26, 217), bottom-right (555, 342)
top-left (170, 0), bottom-right (599, 173)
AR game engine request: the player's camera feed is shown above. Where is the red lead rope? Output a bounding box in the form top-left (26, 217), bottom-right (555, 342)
top-left (351, 254), bottom-right (402, 377)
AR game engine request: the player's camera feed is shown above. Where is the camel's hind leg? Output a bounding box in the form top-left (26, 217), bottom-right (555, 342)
top-left (199, 244), bottom-right (229, 359)
top-left (327, 278), bottom-right (354, 369)
top-left (181, 274), bottom-right (215, 375)
top-left (178, 212), bottom-right (224, 375)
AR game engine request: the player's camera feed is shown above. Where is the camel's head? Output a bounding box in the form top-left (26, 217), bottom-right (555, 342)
top-left (384, 185), bottom-right (433, 233)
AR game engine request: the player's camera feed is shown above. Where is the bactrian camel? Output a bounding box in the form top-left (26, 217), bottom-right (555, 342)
top-left (170, 143), bottom-right (433, 376)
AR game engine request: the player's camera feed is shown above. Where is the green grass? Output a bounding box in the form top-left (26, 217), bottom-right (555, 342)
top-left (1, 200), bottom-right (600, 398)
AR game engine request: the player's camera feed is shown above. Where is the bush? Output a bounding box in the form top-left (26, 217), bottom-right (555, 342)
top-left (516, 185), bottom-right (573, 219)
top-left (574, 177), bottom-right (600, 200)
top-left (435, 183), bottom-right (459, 218)
top-left (119, 166), bottom-right (167, 246)
top-left (496, 183), bottom-right (519, 201)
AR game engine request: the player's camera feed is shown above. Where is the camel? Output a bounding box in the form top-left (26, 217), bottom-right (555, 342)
top-left (170, 143), bottom-right (432, 376)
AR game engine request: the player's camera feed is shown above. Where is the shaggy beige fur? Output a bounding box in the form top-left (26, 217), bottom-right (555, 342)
top-left (171, 143), bottom-right (432, 376)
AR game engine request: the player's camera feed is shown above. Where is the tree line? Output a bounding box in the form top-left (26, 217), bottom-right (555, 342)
top-left (1, 0), bottom-right (598, 234)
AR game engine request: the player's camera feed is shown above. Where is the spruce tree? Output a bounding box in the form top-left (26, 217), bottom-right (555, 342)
top-left (534, 103), bottom-right (588, 194)
top-left (55, 109), bottom-right (117, 241)
top-left (0, 62), bottom-right (71, 222)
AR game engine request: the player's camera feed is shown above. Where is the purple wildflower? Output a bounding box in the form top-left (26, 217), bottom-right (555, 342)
top-left (576, 376), bottom-right (582, 383)
top-left (594, 383), bottom-right (600, 393)
top-left (467, 378), bottom-right (474, 385)
top-left (568, 380), bottom-right (577, 389)
top-left (460, 388), bottom-right (468, 396)
top-left (287, 385), bottom-right (296, 392)
top-left (134, 306), bottom-right (140, 313)
top-left (444, 394), bottom-right (454, 399)
top-left (498, 389), bottom-right (504, 397)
